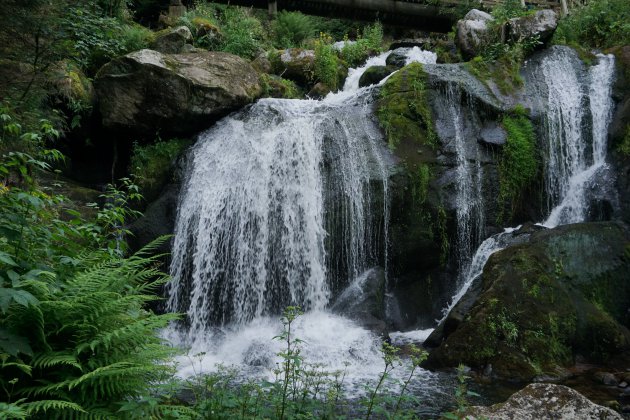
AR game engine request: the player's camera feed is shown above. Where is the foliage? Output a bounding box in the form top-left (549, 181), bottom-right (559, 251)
top-left (442, 364), bottom-right (479, 419)
top-left (259, 74), bottom-right (302, 99)
top-left (553, 0), bottom-right (630, 49)
top-left (314, 33), bottom-right (339, 90)
top-left (272, 11), bottom-right (317, 49)
top-left (497, 107), bottom-right (538, 223)
top-left (340, 22), bottom-right (383, 68)
top-left (180, 2), bottom-right (268, 59)
top-left (130, 137), bottom-right (191, 199)
top-left (377, 63), bottom-right (437, 149)
top-left (61, 3), bottom-right (154, 76)
top-left (0, 124), bottom-right (186, 418)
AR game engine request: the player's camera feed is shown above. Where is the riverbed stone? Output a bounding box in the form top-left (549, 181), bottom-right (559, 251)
top-left (358, 65), bottom-right (394, 87)
top-left (465, 383), bottom-right (623, 419)
top-left (271, 48), bottom-right (315, 86)
top-left (94, 49), bottom-right (261, 137)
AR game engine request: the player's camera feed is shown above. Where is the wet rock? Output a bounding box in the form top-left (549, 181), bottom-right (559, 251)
top-left (271, 48), bottom-right (315, 86)
top-left (389, 38), bottom-right (434, 51)
top-left (466, 383), bottom-right (623, 419)
top-left (307, 82), bottom-right (330, 99)
top-left (456, 9), bottom-right (495, 60)
top-left (150, 26), bottom-right (192, 54)
top-left (508, 10), bottom-right (558, 44)
top-left (425, 222), bottom-right (630, 381)
top-left (331, 268), bottom-right (388, 335)
top-left (95, 49), bottom-right (261, 137)
top-left (595, 372), bottom-right (620, 386)
top-left (358, 65), bottom-right (394, 88)
top-left (478, 122), bottom-right (507, 147)
top-left (386, 48), bottom-right (409, 68)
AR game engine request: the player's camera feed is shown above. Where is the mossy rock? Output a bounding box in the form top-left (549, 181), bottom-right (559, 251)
top-left (425, 221), bottom-right (630, 381)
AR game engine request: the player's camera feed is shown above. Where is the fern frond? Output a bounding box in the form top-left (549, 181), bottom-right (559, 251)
top-left (22, 399), bottom-right (86, 415)
top-left (32, 352), bottom-right (82, 370)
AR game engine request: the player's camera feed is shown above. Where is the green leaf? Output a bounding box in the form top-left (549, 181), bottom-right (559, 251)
top-left (0, 329), bottom-right (33, 357)
top-left (0, 251), bottom-right (18, 267)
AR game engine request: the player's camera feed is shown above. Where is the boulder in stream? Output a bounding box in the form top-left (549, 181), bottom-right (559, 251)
top-left (455, 9), bottom-right (496, 60)
top-left (425, 221), bottom-right (630, 381)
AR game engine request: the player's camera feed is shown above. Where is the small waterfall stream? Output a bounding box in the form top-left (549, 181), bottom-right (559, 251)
top-left (442, 51), bottom-right (616, 315)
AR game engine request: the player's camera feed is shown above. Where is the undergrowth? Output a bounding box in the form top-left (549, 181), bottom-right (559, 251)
top-left (497, 105), bottom-right (538, 223)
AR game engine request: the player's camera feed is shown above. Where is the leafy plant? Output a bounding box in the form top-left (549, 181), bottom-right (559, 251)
top-left (272, 11), bottom-right (317, 49)
top-left (314, 33), bottom-right (339, 90)
top-left (129, 138), bottom-right (191, 200)
top-left (442, 364), bottom-right (480, 419)
top-left (553, 0), bottom-right (630, 49)
top-left (340, 22), bottom-right (383, 67)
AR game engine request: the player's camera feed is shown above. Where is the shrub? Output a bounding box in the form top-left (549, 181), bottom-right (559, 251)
top-left (553, 0), bottom-right (630, 49)
top-left (129, 138), bottom-right (191, 200)
top-left (340, 22), bottom-right (383, 67)
top-left (314, 33), bottom-right (339, 90)
top-left (272, 11), bottom-right (317, 49)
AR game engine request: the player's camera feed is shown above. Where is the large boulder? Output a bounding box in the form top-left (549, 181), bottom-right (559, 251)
top-left (465, 383), bottom-right (623, 419)
top-left (94, 49), bottom-right (261, 136)
top-left (425, 221), bottom-right (630, 381)
top-left (456, 9), bottom-right (496, 60)
top-left (270, 49), bottom-right (315, 86)
top-left (150, 26), bottom-right (193, 54)
top-left (508, 10), bottom-right (558, 44)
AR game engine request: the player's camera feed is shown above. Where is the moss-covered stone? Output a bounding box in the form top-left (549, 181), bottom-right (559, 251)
top-left (425, 221), bottom-right (630, 381)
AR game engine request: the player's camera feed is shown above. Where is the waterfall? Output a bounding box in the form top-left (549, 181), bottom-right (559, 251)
top-left (441, 51), bottom-right (616, 317)
top-left (443, 84), bottom-right (485, 284)
top-left (164, 49), bottom-right (439, 387)
top-left (544, 53), bottom-right (616, 227)
top-left (166, 94), bottom-right (390, 330)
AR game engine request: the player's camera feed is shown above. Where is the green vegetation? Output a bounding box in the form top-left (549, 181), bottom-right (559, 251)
top-left (130, 137), bottom-right (191, 199)
top-left (259, 74), bottom-right (302, 99)
top-left (272, 11), bottom-right (317, 49)
top-left (339, 22), bottom-right (384, 67)
top-left (497, 106), bottom-right (538, 223)
top-left (313, 33), bottom-right (339, 90)
top-left (377, 62), bottom-right (437, 150)
top-left (553, 0), bottom-right (630, 49)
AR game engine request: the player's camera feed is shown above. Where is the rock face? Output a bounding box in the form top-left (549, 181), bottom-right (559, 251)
top-left (610, 45), bottom-right (630, 225)
top-left (386, 48), bottom-right (410, 68)
top-left (150, 26), bottom-right (193, 54)
top-left (456, 9), bottom-right (495, 60)
top-left (425, 221), bottom-right (630, 381)
top-left (358, 65), bottom-right (394, 88)
top-left (466, 383), bottom-right (623, 420)
top-left (271, 49), bottom-right (315, 85)
top-left (94, 49), bottom-right (261, 136)
top-left (508, 10), bottom-right (558, 44)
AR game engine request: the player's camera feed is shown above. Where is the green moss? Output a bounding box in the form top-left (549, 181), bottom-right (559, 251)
top-left (465, 55), bottom-right (523, 95)
top-left (376, 62), bottom-right (437, 150)
top-left (129, 138), bottom-right (192, 199)
top-left (497, 108), bottom-right (538, 223)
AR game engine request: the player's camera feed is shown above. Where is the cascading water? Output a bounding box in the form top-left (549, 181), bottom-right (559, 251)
top-left (544, 52), bottom-right (616, 227)
top-left (443, 84), bottom-right (485, 284)
top-left (441, 50), bottom-right (616, 315)
top-left (164, 49), bottom-right (442, 395)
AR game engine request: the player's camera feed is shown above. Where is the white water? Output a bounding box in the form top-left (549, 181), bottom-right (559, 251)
top-left (441, 52), bottom-right (616, 316)
top-left (444, 84), bottom-right (485, 284)
top-left (164, 49), bottom-right (446, 394)
top-left (544, 53), bottom-right (616, 227)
